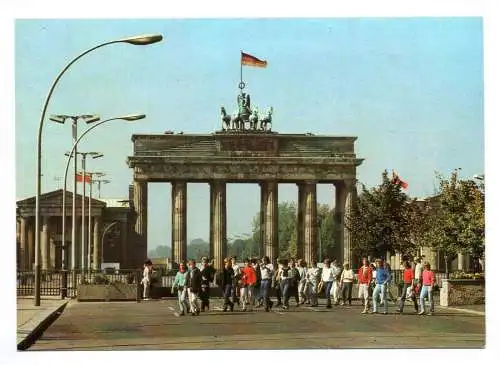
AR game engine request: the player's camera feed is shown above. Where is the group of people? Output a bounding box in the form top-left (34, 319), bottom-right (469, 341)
top-left (149, 254), bottom-right (436, 317)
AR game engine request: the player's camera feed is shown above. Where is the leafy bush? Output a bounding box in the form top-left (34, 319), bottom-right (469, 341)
top-left (450, 271), bottom-right (485, 280)
top-left (93, 275), bottom-right (110, 285)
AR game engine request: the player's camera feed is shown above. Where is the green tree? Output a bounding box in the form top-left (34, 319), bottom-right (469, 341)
top-left (423, 171), bottom-right (485, 265)
top-left (346, 170), bottom-right (416, 259)
top-left (317, 204), bottom-right (336, 260)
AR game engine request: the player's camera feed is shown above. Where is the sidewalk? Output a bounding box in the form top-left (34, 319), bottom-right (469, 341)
top-left (440, 304), bottom-right (485, 316)
top-left (17, 297), bottom-right (69, 350)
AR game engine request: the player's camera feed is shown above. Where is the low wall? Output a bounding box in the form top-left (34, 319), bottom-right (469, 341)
top-left (440, 279), bottom-right (485, 306)
top-left (77, 283), bottom-right (138, 301)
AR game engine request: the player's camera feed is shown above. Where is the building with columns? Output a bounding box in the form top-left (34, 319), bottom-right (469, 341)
top-left (127, 132), bottom-right (364, 271)
top-left (16, 189), bottom-right (139, 271)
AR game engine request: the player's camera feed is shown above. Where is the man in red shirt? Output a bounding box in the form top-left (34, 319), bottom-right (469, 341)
top-left (357, 257), bottom-right (372, 314)
top-left (240, 258), bottom-right (257, 311)
top-left (397, 261), bottom-right (418, 313)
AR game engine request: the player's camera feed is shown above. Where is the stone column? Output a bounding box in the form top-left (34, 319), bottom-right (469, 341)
top-left (261, 182), bottom-right (279, 263)
top-left (210, 181), bottom-right (227, 271)
top-left (259, 187), bottom-right (266, 256)
top-left (343, 180), bottom-right (356, 265)
top-left (49, 237), bottom-right (56, 269)
top-left (457, 252), bottom-right (466, 271)
top-left (171, 181), bottom-right (187, 264)
top-left (303, 182), bottom-right (317, 266)
top-left (334, 181), bottom-right (347, 262)
top-left (92, 217), bottom-right (101, 270)
top-left (120, 221), bottom-right (128, 269)
top-left (27, 218), bottom-right (35, 270)
top-left (296, 184), bottom-right (305, 260)
top-left (41, 216), bottom-right (50, 270)
top-left (134, 180), bottom-right (148, 264)
top-left (20, 217), bottom-right (28, 270)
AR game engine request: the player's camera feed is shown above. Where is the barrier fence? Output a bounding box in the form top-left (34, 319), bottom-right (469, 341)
top-left (17, 269), bottom-right (449, 299)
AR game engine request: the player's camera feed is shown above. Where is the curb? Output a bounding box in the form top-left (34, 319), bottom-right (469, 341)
top-left (17, 300), bottom-right (69, 350)
top-left (441, 306), bottom-right (485, 316)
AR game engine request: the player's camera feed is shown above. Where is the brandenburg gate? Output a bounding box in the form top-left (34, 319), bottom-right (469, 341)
top-left (127, 92), bottom-right (363, 271)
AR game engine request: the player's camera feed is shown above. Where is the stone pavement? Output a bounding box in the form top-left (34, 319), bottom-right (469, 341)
top-left (17, 297), bottom-right (69, 350)
top-left (27, 298), bottom-right (485, 350)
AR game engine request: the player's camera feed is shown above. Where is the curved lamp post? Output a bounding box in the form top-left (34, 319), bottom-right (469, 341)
top-left (62, 114), bottom-right (146, 291)
top-left (34, 34), bottom-right (163, 306)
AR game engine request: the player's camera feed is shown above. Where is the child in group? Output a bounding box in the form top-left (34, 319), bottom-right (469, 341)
top-left (340, 262), bottom-right (354, 306)
top-left (419, 262), bottom-right (435, 316)
top-left (171, 261), bottom-right (189, 316)
top-left (258, 256), bottom-right (275, 311)
top-left (297, 259), bottom-right (308, 305)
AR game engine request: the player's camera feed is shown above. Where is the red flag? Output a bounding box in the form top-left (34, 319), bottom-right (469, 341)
top-left (241, 52), bottom-right (268, 68)
top-left (391, 170), bottom-right (408, 190)
top-left (76, 173), bottom-right (91, 184)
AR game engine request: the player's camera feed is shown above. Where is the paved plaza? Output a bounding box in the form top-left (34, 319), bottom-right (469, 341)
top-left (27, 298), bottom-right (485, 350)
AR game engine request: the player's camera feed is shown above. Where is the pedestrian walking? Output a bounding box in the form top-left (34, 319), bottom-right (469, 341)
top-left (306, 260), bottom-right (321, 307)
top-left (419, 262), bottom-right (435, 316)
top-left (258, 256), bottom-right (274, 311)
top-left (230, 256), bottom-right (241, 307)
top-left (240, 258), bottom-right (257, 311)
top-left (171, 261), bottom-right (189, 316)
top-left (252, 258), bottom-right (262, 306)
top-left (357, 257), bottom-right (372, 314)
top-left (221, 258), bottom-right (235, 312)
top-left (330, 259), bottom-right (343, 305)
top-left (274, 260), bottom-right (283, 307)
top-left (200, 257), bottom-right (215, 312)
top-left (186, 260), bottom-right (202, 316)
top-left (141, 259), bottom-right (152, 300)
top-left (372, 259), bottom-right (390, 314)
top-left (288, 260), bottom-right (301, 307)
top-left (297, 259), bottom-right (308, 305)
top-left (321, 259), bottom-right (335, 308)
top-left (397, 261), bottom-right (418, 313)
top-left (340, 263), bottom-right (354, 306)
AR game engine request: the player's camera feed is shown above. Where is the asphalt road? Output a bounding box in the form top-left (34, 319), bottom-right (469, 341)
top-left (28, 298), bottom-right (485, 350)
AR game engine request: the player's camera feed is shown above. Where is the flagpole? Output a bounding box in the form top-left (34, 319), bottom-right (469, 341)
top-left (240, 50), bottom-right (243, 93)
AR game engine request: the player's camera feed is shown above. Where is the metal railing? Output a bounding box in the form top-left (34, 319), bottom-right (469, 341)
top-left (17, 269), bottom-right (141, 298)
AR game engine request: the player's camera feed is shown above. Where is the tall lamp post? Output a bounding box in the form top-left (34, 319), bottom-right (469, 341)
top-left (78, 152), bottom-right (103, 271)
top-left (86, 170), bottom-right (105, 272)
top-left (34, 33), bottom-right (163, 306)
top-left (50, 114), bottom-right (100, 273)
top-left (62, 114), bottom-right (146, 293)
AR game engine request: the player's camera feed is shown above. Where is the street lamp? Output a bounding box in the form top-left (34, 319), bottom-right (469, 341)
top-left (78, 152), bottom-right (103, 271)
top-left (51, 114), bottom-right (99, 274)
top-left (34, 33), bottom-right (163, 306)
top-left (62, 114), bottom-right (145, 292)
top-left (86, 170), bottom-right (105, 272)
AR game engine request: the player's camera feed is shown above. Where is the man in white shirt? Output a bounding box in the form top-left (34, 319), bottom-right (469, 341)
top-left (321, 259), bottom-right (335, 308)
top-left (414, 257), bottom-right (423, 284)
top-left (297, 259), bottom-right (308, 305)
top-left (141, 260), bottom-right (152, 300)
top-left (258, 256), bottom-right (274, 311)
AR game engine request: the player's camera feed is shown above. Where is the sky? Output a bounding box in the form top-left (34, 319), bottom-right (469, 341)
top-left (14, 17), bottom-right (484, 250)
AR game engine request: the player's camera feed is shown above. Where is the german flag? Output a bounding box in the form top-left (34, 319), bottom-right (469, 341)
top-left (241, 52), bottom-right (267, 68)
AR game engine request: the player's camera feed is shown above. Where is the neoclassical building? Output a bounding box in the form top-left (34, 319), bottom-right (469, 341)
top-left (16, 187), bottom-right (142, 271)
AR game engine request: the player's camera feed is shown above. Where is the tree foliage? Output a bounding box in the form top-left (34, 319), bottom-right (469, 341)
top-left (423, 171), bottom-right (485, 259)
top-left (346, 170), bottom-right (418, 259)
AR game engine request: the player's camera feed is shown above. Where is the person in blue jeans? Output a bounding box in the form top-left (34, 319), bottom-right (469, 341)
top-left (259, 256), bottom-right (274, 312)
top-left (321, 259), bottom-right (335, 308)
top-left (221, 258), bottom-right (235, 312)
top-left (372, 259), bottom-right (390, 314)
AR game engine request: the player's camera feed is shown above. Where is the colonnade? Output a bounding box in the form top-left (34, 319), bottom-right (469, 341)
top-left (133, 179), bottom-right (357, 271)
top-left (16, 215), bottom-right (103, 271)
